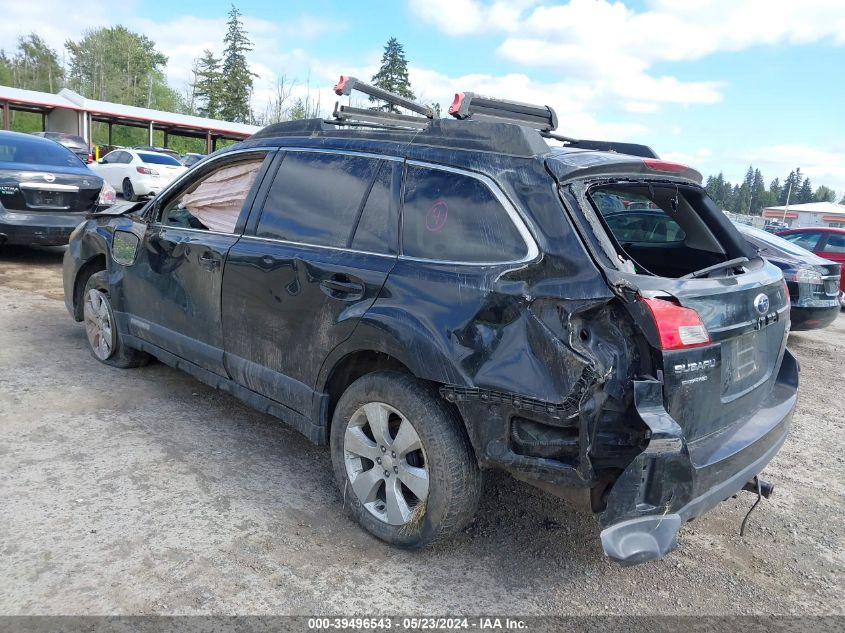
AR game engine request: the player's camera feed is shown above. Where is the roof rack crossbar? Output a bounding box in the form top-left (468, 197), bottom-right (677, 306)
top-left (334, 76), bottom-right (433, 119)
top-left (448, 92), bottom-right (558, 132)
top-left (332, 103), bottom-right (430, 130)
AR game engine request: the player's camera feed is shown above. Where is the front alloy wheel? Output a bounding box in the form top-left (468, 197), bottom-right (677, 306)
top-left (84, 288), bottom-right (115, 360)
top-left (344, 402), bottom-right (429, 526)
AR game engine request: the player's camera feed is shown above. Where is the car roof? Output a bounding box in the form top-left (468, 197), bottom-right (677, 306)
top-left (218, 117), bottom-right (705, 185)
top-left (0, 130), bottom-right (64, 145)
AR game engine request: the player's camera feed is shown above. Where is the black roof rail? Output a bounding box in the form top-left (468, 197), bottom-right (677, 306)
top-left (448, 92), bottom-right (558, 132)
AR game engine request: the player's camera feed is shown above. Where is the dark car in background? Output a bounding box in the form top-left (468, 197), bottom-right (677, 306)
top-left (736, 223), bottom-right (841, 329)
top-left (181, 152), bottom-right (205, 168)
top-left (32, 131), bottom-right (93, 164)
top-left (777, 227), bottom-right (845, 307)
top-left (0, 131), bottom-right (115, 246)
top-left (61, 82), bottom-right (798, 565)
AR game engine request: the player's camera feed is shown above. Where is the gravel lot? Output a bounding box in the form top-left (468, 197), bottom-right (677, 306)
top-left (0, 245), bottom-right (842, 616)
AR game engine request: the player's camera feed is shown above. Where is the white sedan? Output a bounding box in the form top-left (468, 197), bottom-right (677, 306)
top-left (90, 149), bottom-right (187, 201)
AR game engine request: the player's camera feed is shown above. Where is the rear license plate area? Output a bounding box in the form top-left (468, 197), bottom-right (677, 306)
top-left (31, 191), bottom-right (66, 208)
top-left (722, 330), bottom-right (767, 396)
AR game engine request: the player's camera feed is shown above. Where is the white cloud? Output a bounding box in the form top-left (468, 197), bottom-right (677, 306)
top-left (0, 1), bottom-right (347, 114)
top-left (410, 0), bottom-right (845, 108)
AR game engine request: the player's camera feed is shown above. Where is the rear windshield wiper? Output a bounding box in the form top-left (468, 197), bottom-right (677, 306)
top-left (681, 257), bottom-right (749, 280)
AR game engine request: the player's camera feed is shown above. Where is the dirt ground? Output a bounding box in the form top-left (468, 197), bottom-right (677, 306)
top-left (0, 244), bottom-right (842, 616)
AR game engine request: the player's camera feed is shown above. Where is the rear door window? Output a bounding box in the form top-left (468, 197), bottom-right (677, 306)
top-left (256, 152), bottom-right (380, 248)
top-left (781, 232), bottom-right (822, 251)
top-left (401, 165), bottom-right (527, 263)
top-left (821, 233), bottom-right (845, 254)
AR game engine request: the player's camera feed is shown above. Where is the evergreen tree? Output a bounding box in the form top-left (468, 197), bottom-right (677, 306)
top-left (370, 37), bottom-right (415, 113)
top-left (737, 165), bottom-right (754, 214)
top-left (192, 49), bottom-right (224, 119)
top-left (769, 178), bottom-right (782, 207)
top-left (751, 168), bottom-right (766, 214)
top-left (289, 98), bottom-right (307, 121)
top-left (219, 4), bottom-right (256, 123)
top-left (813, 185), bottom-right (836, 203)
top-left (797, 178), bottom-right (813, 204)
top-left (780, 170), bottom-right (799, 206)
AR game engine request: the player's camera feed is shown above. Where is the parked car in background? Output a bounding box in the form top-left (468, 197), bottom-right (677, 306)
top-left (736, 223), bottom-right (841, 328)
top-left (62, 100), bottom-right (798, 566)
top-left (89, 149), bottom-right (187, 201)
top-left (133, 145), bottom-right (182, 163)
top-left (32, 131), bottom-right (92, 164)
top-left (181, 152), bottom-right (205, 168)
top-left (763, 219), bottom-right (788, 233)
top-left (777, 227), bottom-right (845, 307)
top-left (0, 131), bottom-right (114, 246)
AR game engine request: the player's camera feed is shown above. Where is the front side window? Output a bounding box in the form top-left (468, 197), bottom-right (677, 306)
top-left (782, 232), bottom-right (821, 251)
top-left (256, 152), bottom-right (380, 248)
top-left (401, 166), bottom-right (527, 263)
top-left (159, 156), bottom-right (266, 233)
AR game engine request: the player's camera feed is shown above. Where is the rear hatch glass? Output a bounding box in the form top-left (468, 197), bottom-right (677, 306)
top-left (560, 176), bottom-right (789, 448)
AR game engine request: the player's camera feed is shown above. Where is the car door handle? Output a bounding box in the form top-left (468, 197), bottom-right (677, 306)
top-left (320, 277), bottom-right (364, 298)
top-left (199, 252), bottom-right (221, 271)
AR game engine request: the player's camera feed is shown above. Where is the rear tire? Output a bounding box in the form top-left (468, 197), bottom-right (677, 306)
top-left (330, 371), bottom-right (481, 548)
top-left (82, 271), bottom-right (149, 368)
top-left (122, 178), bottom-right (137, 202)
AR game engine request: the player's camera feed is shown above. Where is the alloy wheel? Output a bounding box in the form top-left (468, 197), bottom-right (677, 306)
top-left (343, 402), bottom-right (429, 526)
top-left (83, 289), bottom-right (115, 360)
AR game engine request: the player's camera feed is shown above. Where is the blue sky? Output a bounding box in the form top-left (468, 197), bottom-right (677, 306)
top-left (2, 0), bottom-right (844, 196)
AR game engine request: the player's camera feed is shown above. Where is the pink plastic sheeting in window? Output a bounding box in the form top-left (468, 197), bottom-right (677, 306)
top-left (181, 160), bottom-right (263, 233)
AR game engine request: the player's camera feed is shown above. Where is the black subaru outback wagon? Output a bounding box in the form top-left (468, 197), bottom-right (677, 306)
top-left (63, 82), bottom-right (797, 565)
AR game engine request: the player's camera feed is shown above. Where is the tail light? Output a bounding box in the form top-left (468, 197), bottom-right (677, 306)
top-left (640, 296), bottom-right (711, 350)
top-left (97, 180), bottom-right (116, 206)
top-left (642, 159), bottom-right (688, 173)
top-left (87, 153), bottom-right (93, 163)
top-left (136, 166), bottom-right (159, 176)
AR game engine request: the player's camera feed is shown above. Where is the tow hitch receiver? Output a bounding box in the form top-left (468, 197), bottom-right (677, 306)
top-left (739, 476), bottom-right (774, 537)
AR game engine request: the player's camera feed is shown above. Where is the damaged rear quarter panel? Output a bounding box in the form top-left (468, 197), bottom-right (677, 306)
top-left (329, 153), bottom-right (648, 495)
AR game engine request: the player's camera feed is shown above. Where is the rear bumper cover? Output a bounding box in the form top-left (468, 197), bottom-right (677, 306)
top-left (789, 305), bottom-right (840, 331)
top-left (0, 208), bottom-right (85, 246)
top-left (599, 349), bottom-right (799, 565)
